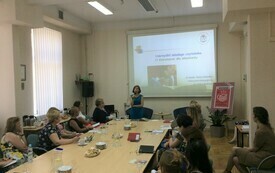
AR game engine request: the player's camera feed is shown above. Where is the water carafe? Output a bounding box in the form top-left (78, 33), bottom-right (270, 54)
top-left (52, 147), bottom-right (63, 172)
top-left (23, 115), bottom-right (30, 126)
top-left (29, 115), bottom-right (37, 126)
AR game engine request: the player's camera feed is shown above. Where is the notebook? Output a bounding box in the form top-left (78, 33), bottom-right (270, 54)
top-left (127, 132), bottom-right (140, 142)
top-left (139, 145), bottom-right (154, 154)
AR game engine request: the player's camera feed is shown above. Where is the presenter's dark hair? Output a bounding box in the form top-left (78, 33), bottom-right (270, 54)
top-left (253, 106), bottom-right (271, 128)
top-left (132, 85), bottom-right (141, 93)
top-left (73, 101), bottom-right (81, 108)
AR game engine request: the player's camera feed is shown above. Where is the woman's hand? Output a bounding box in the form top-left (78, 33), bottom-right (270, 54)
top-left (72, 136), bottom-right (80, 143)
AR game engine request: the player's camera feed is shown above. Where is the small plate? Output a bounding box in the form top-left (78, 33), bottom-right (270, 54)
top-left (78, 142), bottom-right (88, 146)
top-left (58, 165), bottom-right (72, 172)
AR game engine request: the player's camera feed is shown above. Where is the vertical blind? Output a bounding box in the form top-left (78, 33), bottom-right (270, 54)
top-left (31, 27), bottom-right (63, 115)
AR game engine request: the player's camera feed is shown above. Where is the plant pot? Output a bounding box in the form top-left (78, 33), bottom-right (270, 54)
top-left (210, 125), bottom-right (225, 138)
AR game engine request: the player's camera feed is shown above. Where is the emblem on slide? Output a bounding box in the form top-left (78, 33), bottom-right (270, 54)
top-left (200, 32), bottom-right (209, 44)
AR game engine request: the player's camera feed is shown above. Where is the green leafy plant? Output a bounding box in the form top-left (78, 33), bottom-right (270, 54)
top-left (206, 106), bottom-right (236, 126)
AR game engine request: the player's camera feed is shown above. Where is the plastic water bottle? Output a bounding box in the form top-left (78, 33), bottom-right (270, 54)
top-left (27, 144), bottom-right (33, 163)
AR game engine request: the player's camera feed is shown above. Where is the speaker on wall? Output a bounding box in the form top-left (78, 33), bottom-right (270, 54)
top-left (82, 81), bottom-right (94, 97)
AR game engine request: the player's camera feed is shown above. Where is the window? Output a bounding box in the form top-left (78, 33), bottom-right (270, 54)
top-left (31, 27), bottom-right (63, 115)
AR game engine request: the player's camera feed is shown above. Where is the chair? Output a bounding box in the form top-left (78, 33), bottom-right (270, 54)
top-left (173, 107), bottom-right (188, 119)
top-left (143, 107), bottom-right (153, 119)
top-left (247, 155), bottom-right (275, 173)
top-left (27, 134), bottom-right (47, 156)
top-left (125, 107), bottom-right (153, 119)
top-left (125, 108), bottom-right (131, 117)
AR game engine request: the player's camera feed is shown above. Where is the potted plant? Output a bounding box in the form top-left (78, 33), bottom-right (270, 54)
top-left (206, 106), bottom-right (236, 137)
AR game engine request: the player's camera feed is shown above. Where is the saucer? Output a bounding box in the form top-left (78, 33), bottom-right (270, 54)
top-left (58, 165), bottom-right (72, 173)
top-left (78, 142), bottom-right (88, 146)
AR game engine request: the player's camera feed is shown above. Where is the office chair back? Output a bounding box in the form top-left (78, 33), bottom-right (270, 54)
top-left (143, 107), bottom-right (153, 119)
top-left (125, 108), bottom-right (131, 117)
top-left (125, 107), bottom-right (153, 119)
top-left (27, 134), bottom-right (47, 155)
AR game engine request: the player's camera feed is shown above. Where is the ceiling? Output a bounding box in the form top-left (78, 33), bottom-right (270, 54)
top-left (27, 0), bottom-right (222, 24)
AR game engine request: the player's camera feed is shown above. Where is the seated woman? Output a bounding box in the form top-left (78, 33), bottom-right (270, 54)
top-left (185, 139), bottom-right (213, 173)
top-left (73, 101), bottom-right (92, 125)
top-left (164, 115), bottom-right (206, 152)
top-left (68, 107), bottom-right (93, 133)
top-left (56, 123), bottom-right (79, 139)
top-left (158, 149), bottom-right (188, 173)
top-left (1, 117), bottom-right (27, 153)
top-left (92, 98), bottom-right (112, 123)
top-left (38, 107), bottom-right (80, 151)
top-left (154, 115), bottom-right (206, 170)
top-left (186, 100), bottom-right (205, 131)
top-left (1, 117), bottom-right (28, 162)
top-left (224, 106), bottom-right (275, 173)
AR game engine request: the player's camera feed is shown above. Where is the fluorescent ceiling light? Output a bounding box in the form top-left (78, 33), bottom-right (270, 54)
top-left (88, 1), bottom-right (113, 15)
top-left (191, 0), bottom-right (203, 8)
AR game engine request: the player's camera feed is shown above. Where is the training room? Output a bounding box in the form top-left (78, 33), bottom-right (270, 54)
top-left (1, 0), bottom-right (275, 173)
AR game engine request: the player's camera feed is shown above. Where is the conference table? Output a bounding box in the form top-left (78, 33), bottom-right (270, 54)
top-left (8, 119), bottom-right (169, 173)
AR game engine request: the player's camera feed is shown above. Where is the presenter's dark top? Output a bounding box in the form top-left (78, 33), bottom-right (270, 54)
top-left (92, 107), bottom-right (110, 123)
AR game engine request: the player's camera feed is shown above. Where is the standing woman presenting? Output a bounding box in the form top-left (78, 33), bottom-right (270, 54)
top-left (130, 85), bottom-right (144, 119)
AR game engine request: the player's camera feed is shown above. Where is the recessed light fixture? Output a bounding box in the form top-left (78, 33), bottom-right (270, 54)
top-left (88, 1), bottom-right (113, 15)
top-left (191, 0), bottom-right (203, 8)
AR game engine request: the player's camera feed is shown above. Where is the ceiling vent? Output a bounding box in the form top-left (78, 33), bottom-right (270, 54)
top-left (138, 0), bottom-right (157, 12)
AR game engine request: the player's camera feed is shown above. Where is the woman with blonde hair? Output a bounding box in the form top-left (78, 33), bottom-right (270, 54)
top-left (159, 149), bottom-right (188, 173)
top-left (38, 107), bottom-right (80, 151)
top-left (187, 100), bottom-right (205, 131)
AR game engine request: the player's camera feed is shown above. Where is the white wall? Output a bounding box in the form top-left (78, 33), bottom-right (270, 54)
top-left (87, 13), bottom-right (243, 127)
top-left (0, 24), bottom-right (16, 136)
top-left (248, 12), bottom-right (275, 144)
top-left (0, 23), bottom-right (85, 135)
top-left (13, 26), bottom-right (33, 117)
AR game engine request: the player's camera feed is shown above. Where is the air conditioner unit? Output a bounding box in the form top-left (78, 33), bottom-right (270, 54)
top-left (138, 0), bottom-right (157, 12)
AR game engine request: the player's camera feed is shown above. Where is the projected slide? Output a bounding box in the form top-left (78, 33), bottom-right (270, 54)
top-left (128, 27), bottom-right (217, 97)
